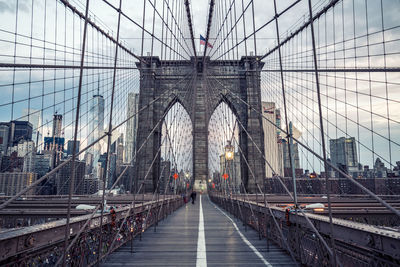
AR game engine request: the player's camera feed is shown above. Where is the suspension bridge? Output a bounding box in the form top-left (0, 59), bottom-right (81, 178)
top-left (0, 0), bottom-right (399, 266)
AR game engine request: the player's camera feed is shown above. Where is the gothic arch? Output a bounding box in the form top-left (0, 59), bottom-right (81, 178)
top-left (135, 56), bottom-right (265, 193)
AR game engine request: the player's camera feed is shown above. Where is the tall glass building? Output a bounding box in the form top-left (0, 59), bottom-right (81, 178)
top-left (88, 90), bottom-right (104, 179)
top-left (329, 137), bottom-right (358, 175)
top-left (124, 93), bottom-right (139, 164)
top-left (261, 102), bottom-right (284, 177)
top-left (22, 109), bottom-right (42, 148)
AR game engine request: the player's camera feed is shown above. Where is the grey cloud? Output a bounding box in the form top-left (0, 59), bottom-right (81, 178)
top-left (0, 0), bottom-right (30, 14)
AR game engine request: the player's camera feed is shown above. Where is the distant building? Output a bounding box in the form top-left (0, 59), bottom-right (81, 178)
top-left (0, 124), bottom-right (9, 155)
top-left (9, 121), bottom-right (33, 146)
top-left (88, 84), bottom-right (105, 178)
top-left (35, 153), bottom-right (56, 195)
top-left (116, 135), bottom-right (124, 168)
top-left (17, 140), bottom-right (36, 173)
top-left (56, 160), bottom-right (85, 195)
top-left (34, 153), bottom-right (51, 177)
top-left (219, 152), bottom-right (241, 192)
top-left (84, 175), bottom-right (99, 194)
top-left (264, 177), bottom-right (400, 195)
top-left (97, 153), bottom-right (108, 182)
top-left (0, 172), bottom-right (37, 196)
top-left (329, 137), bottom-right (358, 177)
top-left (393, 161), bottom-right (400, 177)
top-left (112, 135), bottom-right (125, 181)
top-left (117, 164), bottom-right (135, 193)
top-left (107, 153), bottom-right (117, 189)
top-left (66, 140), bottom-right (80, 157)
top-left (261, 102), bottom-right (284, 177)
top-left (1, 152), bottom-right (24, 172)
top-left (84, 152), bottom-right (93, 175)
top-left (52, 114), bottom-right (63, 138)
top-left (374, 158), bottom-right (387, 178)
top-left (124, 93), bottom-right (139, 163)
top-left (0, 121), bottom-right (33, 154)
top-left (43, 137), bottom-right (65, 167)
top-left (22, 109), bottom-right (42, 148)
top-left (16, 140), bottom-right (35, 157)
top-left (282, 139), bottom-right (302, 177)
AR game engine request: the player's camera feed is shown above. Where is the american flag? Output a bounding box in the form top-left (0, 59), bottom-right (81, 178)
top-left (263, 106), bottom-right (274, 114)
top-left (200, 35), bottom-right (213, 48)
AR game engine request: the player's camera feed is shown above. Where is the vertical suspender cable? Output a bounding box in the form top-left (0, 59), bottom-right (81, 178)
top-left (62, 0), bottom-right (91, 266)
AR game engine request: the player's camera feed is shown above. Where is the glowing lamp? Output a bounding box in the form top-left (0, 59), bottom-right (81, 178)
top-left (225, 141), bottom-right (234, 161)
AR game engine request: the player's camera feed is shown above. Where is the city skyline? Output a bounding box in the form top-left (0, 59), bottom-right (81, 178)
top-left (0, 0), bottom-right (399, 265)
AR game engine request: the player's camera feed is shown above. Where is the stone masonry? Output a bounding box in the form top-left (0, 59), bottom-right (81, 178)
top-left (135, 56), bottom-right (265, 193)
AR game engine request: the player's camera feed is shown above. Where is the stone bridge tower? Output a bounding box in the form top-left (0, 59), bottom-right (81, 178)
top-left (134, 56), bottom-right (265, 193)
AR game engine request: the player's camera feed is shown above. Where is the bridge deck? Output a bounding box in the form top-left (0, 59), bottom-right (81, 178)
top-left (102, 195), bottom-right (296, 266)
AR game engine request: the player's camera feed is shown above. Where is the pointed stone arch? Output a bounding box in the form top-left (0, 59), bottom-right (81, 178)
top-left (135, 56), bottom-right (265, 193)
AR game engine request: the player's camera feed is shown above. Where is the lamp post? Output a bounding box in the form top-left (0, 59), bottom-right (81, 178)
top-left (224, 141), bottom-right (234, 194)
top-left (225, 140), bottom-right (234, 161)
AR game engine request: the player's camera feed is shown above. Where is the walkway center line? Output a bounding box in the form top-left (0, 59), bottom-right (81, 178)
top-left (196, 195), bottom-right (207, 267)
top-left (211, 198), bottom-right (272, 266)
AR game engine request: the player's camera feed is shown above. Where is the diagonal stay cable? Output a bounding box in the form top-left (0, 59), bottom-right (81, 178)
top-left (98, 73), bottom-right (196, 263)
top-left (101, 0), bottom-right (190, 60)
top-left (208, 75), bottom-right (336, 263)
top-left (0, 68), bottom-right (195, 210)
top-left (184, 0), bottom-right (197, 58)
top-left (203, 0), bottom-right (215, 59)
top-left (204, 74), bottom-right (299, 264)
top-left (55, 68), bottom-right (196, 265)
top-left (210, 75), bottom-right (400, 219)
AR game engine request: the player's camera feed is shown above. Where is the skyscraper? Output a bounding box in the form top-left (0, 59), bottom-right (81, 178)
top-left (66, 140), bottom-right (80, 157)
top-left (88, 85), bottom-right (105, 178)
top-left (330, 137), bottom-right (358, 176)
top-left (282, 140), bottom-right (300, 169)
top-left (261, 102), bottom-right (284, 177)
top-left (124, 93), bottom-right (139, 163)
top-left (9, 121), bottom-right (33, 146)
top-left (22, 109), bottom-right (42, 147)
top-left (17, 140), bottom-right (36, 173)
top-left (0, 124), bottom-right (9, 155)
top-left (52, 114), bottom-right (63, 138)
top-left (282, 124), bottom-right (302, 177)
top-left (43, 114), bottom-right (64, 168)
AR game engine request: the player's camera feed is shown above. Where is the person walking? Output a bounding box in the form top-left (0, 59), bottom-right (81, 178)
top-left (182, 192), bottom-right (187, 204)
top-left (190, 191), bottom-right (197, 204)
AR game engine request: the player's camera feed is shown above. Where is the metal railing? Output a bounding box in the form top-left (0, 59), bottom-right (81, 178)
top-left (0, 195), bottom-right (183, 266)
top-left (210, 193), bottom-right (400, 267)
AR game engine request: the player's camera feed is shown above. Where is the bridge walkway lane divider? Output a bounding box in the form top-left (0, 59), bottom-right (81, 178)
top-left (102, 194), bottom-right (297, 266)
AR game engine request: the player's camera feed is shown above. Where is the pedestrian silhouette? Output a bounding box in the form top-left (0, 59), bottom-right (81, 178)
top-left (190, 191), bottom-right (197, 204)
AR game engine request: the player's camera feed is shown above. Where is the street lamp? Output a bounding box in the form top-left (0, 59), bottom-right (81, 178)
top-left (223, 141), bottom-right (234, 195)
top-left (225, 140), bottom-right (234, 161)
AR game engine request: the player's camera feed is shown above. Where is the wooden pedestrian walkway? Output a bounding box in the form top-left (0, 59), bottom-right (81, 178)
top-left (102, 195), bottom-right (297, 266)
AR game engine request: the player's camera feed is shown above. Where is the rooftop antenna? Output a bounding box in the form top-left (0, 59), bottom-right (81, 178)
top-left (46, 119), bottom-right (50, 136)
top-left (97, 74), bottom-right (100, 96)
